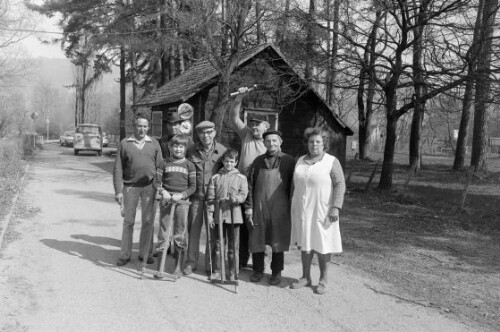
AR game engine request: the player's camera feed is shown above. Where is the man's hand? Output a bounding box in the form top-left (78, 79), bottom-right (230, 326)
top-left (115, 193), bottom-right (123, 205)
top-left (207, 216), bottom-right (215, 228)
top-left (245, 209), bottom-right (256, 231)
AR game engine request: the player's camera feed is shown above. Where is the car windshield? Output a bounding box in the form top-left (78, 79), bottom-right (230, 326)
top-left (65, 131), bottom-right (74, 136)
top-left (76, 126), bottom-right (100, 134)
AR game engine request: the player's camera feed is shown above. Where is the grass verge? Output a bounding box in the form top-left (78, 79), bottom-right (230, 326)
top-left (338, 153), bottom-right (500, 331)
top-left (0, 138), bottom-right (29, 227)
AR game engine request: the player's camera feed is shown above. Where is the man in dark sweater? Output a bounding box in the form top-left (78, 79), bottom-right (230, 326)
top-left (113, 113), bottom-right (163, 266)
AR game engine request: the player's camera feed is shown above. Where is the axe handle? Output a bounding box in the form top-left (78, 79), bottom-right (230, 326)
top-left (230, 85), bottom-right (257, 96)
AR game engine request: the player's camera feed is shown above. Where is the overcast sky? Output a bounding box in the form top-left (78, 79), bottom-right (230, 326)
top-left (21, 6), bottom-right (65, 59)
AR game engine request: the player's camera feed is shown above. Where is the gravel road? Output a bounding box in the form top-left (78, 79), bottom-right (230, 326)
top-left (0, 143), bottom-right (473, 332)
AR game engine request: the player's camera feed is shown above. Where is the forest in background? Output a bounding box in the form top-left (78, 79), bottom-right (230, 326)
top-left (1, 0), bottom-right (499, 189)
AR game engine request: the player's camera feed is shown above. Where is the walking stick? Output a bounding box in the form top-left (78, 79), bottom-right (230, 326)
top-left (138, 198), bottom-right (183, 281)
top-left (140, 191), bottom-right (160, 280)
top-left (156, 202), bottom-right (177, 280)
top-left (229, 194), bottom-right (239, 293)
top-left (210, 197), bottom-right (238, 293)
top-left (218, 208), bottom-right (226, 284)
top-left (204, 201), bottom-right (213, 279)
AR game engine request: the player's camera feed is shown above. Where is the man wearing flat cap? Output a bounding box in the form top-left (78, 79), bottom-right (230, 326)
top-left (183, 120), bottom-right (227, 275)
top-left (230, 87), bottom-right (270, 268)
top-left (244, 130), bottom-right (296, 286)
top-left (159, 103), bottom-right (194, 158)
top-left (155, 103), bottom-right (194, 254)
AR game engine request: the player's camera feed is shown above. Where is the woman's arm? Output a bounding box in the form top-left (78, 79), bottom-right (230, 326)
top-left (329, 157), bottom-right (346, 213)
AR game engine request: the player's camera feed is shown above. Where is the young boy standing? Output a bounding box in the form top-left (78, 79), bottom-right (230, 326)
top-left (206, 149), bottom-right (248, 281)
top-left (153, 134), bottom-right (196, 277)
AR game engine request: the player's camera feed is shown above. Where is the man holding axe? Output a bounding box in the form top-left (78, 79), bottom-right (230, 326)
top-left (229, 86), bottom-right (269, 269)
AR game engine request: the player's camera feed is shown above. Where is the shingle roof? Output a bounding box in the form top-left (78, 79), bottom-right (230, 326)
top-left (135, 44), bottom-right (271, 107)
top-left (136, 44), bottom-right (353, 135)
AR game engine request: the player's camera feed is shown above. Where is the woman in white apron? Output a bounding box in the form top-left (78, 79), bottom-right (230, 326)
top-left (290, 128), bottom-right (346, 294)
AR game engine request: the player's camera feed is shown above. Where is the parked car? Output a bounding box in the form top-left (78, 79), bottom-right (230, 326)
top-left (74, 124), bottom-right (103, 156)
top-left (59, 131), bottom-right (74, 146)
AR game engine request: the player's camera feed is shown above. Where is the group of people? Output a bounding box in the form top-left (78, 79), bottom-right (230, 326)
top-left (112, 88), bottom-right (346, 294)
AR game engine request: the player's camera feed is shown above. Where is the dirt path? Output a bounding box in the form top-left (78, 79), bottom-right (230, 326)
top-left (0, 144), bottom-right (475, 332)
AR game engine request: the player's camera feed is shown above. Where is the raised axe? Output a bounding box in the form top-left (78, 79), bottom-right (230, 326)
top-left (229, 84), bottom-right (258, 97)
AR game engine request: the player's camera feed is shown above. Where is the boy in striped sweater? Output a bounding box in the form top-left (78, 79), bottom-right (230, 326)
top-left (153, 134), bottom-right (196, 277)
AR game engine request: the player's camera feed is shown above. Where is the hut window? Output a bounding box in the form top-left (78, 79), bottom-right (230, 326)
top-left (151, 111), bottom-right (162, 138)
top-left (243, 108), bottom-right (278, 130)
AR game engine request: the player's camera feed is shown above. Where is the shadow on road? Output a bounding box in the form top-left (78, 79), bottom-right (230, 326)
top-left (90, 161), bottom-right (114, 174)
top-left (71, 234), bottom-right (121, 247)
top-left (41, 238), bottom-right (119, 267)
top-left (40, 237), bottom-right (153, 279)
top-left (55, 189), bottom-right (115, 204)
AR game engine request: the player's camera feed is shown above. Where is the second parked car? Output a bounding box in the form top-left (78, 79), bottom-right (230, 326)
top-left (59, 131), bottom-right (74, 146)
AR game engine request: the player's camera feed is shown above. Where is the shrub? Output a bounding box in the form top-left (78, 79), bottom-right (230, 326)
top-left (0, 138), bottom-right (25, 194)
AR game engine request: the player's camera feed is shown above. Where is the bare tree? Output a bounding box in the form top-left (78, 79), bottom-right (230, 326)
top-left (453, 0), bottom-right (484, 171)
top-left (471, 0), bottom-right (499, 169)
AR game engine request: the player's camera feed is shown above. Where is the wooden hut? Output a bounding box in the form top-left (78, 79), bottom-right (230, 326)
top-left (135, 44), bottom-right (353, 165)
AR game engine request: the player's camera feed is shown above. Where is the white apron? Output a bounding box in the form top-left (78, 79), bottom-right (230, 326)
top-left (291, 153), bottom-right (342, 254)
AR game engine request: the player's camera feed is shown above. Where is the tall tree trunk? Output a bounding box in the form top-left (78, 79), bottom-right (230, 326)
top-left (326, 0), bottom-right (340, 110)
top-left (256, 0), bottom-right (262, 44)
top-left (80, 63), bottom-right (87, 124)
top-left (304, 0), bottom-right (315, 83)
top-left (471, 0), bottom-right (499, 169)
top-left (119, 45), bottom-right (126, 141)
top-left (358, 9), bottom-right (382, 160)
top-left (209, 0), bottom-right (252, 137)
top-left (169, 46), bottom-right (176, 79)
top-left (379, 114), bottom-right (398, 190)
top-left (276, 0), bottom-right (290, 47)
top-left (357, 66), bottom-right (368, 157)
top-left (178, 44), bottom-right (185, 74)
top-left (130, 51), bottom-right (137, 116)
top-left (409, 1), bottom-right (429, 172)
top-left (453, 0), bottom-right (484, 171)
top-left (221, 0), bottom-right (229, 56)
top-left (379, 74), bottom-right (402, 190)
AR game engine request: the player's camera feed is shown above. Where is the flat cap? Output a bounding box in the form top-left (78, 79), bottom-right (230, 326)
top-left (165, 103), bottom-right (194, 123)
top-left (262, 130), bottom-right (282, 139)
top-left (195, 120), bottom-right (215, 131)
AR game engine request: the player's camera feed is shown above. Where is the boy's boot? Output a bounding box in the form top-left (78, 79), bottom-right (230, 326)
top-left (228, 249), bottom-right (237, 281)
top-left (173, 247), bottom-right (184, 277)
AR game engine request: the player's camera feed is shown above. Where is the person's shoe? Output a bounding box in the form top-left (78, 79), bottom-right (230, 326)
top-left (291, 277), bottom-right (311, 289)
top-left (116, 258), bottom-right (130, 266)
top-left (229, 273), bottom-right (237, 282)
top-left (250, 271), bottom-right (264, 282)
top-left (183, 265), bottom-right (195, 275)
top-left (138, 256), bottom-right (154, 264)
top-left (315, 281), bottom-right (327, 295)
top-left (210, 272), bottom-right (221, 281)
top-left (269, 272), bottom-right (281, 286)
